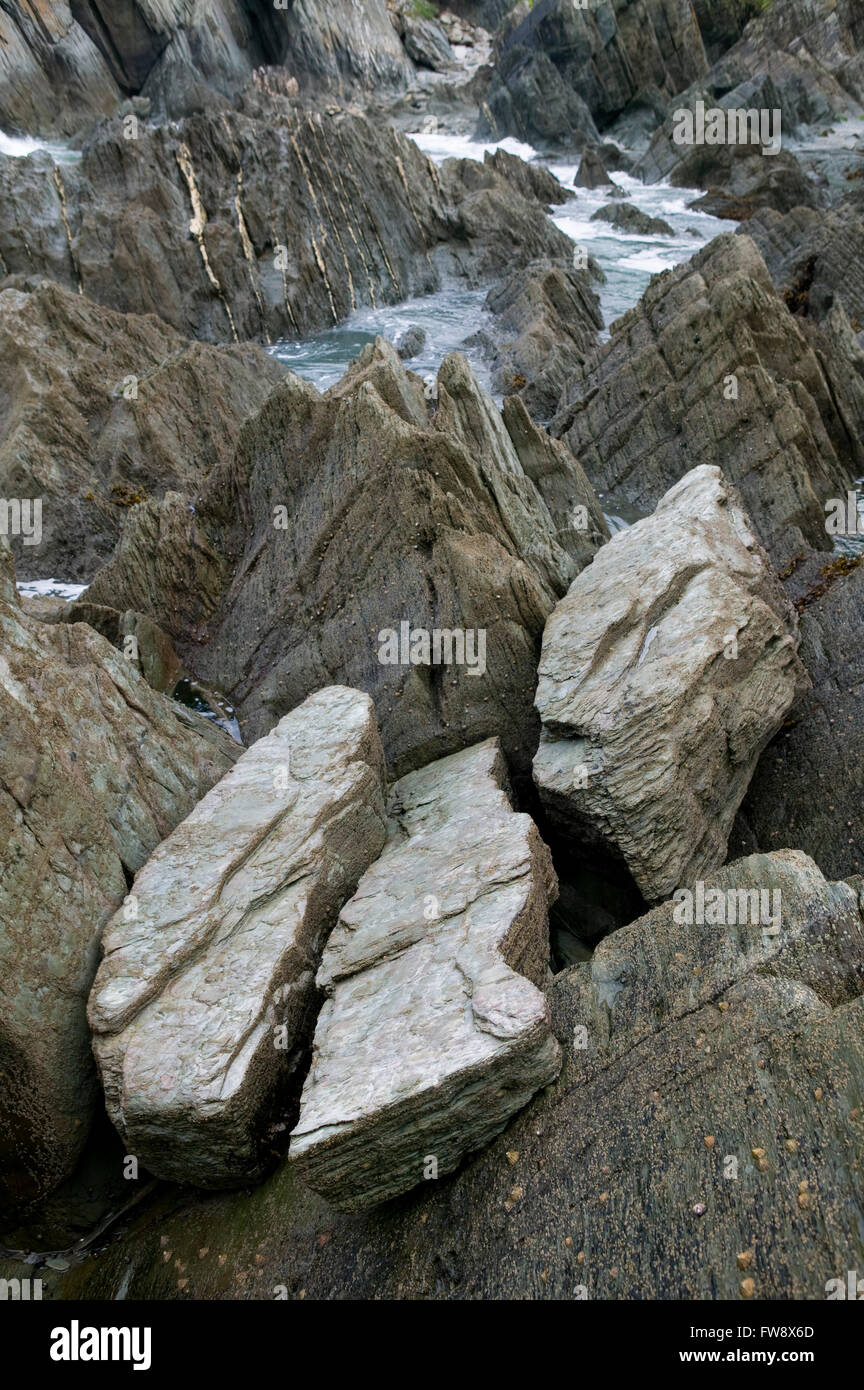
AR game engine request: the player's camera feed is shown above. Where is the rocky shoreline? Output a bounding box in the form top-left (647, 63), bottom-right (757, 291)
top-left (1, 0), bottom-right (863, 1305)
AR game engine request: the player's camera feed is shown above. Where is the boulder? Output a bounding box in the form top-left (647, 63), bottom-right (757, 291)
top-left (574, 147), bottom-right (612, 189)
top-left (590, 203), bottom-right (674, 235)
top-left (83, 343), bottom-right (606, 781)
top-left (395, 324), bottom-right (428, 360)
top-left (483, 259), bottom-right (603, 419)
top-left (401, 15), bottom-right (455, 71)
top-left (0, 279), bottom-right (284, 583)
top-left (0, 543), bottom-right (238, 1220)
top-left (533, 466), bottom-right (808, 903)
top-left (553, 234), bottom-right (863, 562)
top-left (31, 849), bottom-right (864, 1299)
top-left (88, 687), bottom-right (389, 1188)
top-left (290, 738), bottom-right (561, 1211)
top-left (482, 147), bottom-right (567, 208)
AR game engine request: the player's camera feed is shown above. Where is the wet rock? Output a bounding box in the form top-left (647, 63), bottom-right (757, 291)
top-left (88, 686), bottom-right (388, 1188)
top-left (290, 738), bottom-right (561, 1211)
top-left (482, 147), bottom-right (567, 208)
top-left (590, 203), bottom-right (674, 235)
top-left (484, 258), bottom-right (603, 419)
top-left (84, 343), bottom-right (605, 781)
top-left (0, 543), bottom-right (238, 1221)
top-left (574, 147), bottom-right (612, 189)
top-left (533, 465), bottom-right (808, 902)
top-left (553, 234), bottom-right (862, 561)
top-left (0, 279), bottom-right (283, 583)
top-left (684, 146), bottom-right (818, 221)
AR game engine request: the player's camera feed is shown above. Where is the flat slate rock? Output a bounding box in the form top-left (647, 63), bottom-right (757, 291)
top-left (290, 737), bottom-right (561, 1210)
top-left (88, 686), bottom-right (389, 1189)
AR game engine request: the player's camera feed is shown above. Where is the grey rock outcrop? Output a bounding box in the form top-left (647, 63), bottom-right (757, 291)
top-left (590, 203), bottom-right (675, 235)
top-left (533, 466), bottom-right (808, 902)
top-left (484, 259), bottom-right (603, 418)
top-left (0, 279), bottom-right (284, 582)
top-left (483, 0), bottom-right (707, 145)
top-left (88, 686), bottom-right (388, 1188)
top-left (745, 203), bottom-right (864, 328)
top-left (0, 1), bottom-right (120, 137)
top-left (0, 110), bottom-right (571, 346)
top-left (574, 147), bottom-right (613, 188)
top-left (84, 343), bottom-right (606, 780)
top-left (33, 849), bottom-right (864, 1299)
top-left (553, 234), bottom-right (863, 562)
top-left (290, 737), bottom-right (561, 1211)
top-left (0, 545), bottom-right (238, 1220)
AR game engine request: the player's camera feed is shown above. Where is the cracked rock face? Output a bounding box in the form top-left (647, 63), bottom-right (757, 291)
top-left (88, 686), bottom-right (388, 1188)
top-left (533, 465), bottom-right (809, 903)
top-left (289, 738), bottom-right (562, 1211)
top-left (0, 546), bottom-right (238, 1220)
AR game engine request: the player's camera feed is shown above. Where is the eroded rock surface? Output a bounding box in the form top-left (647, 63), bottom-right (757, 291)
top-left (0, 542), bottom-right (238, 1220)
top-left (553, 234), bottom-right (863, 561)
top-left (290, 738), bottom-right (561, 1211)
top-left (88, 686), bottom-right (388, 1188)
top-left (0, 279), bottom-right (284, 581)
top-left (0, 110), bottom-right (572, 347)
top-left (32, 850), bottom-right (864, 1299)
top-left (84, 343), bottom-right (606, 779)
top-left (533, 466), bottom-right (808, 902)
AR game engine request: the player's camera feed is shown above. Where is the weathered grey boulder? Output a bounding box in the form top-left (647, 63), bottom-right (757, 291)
top-left (0, 279), bottom-right (284, 582)
top-left (84, 343), bottom-right (606, 781)
top-left (290, 738), bottom-right (561, 1210)
top-left (533, 465), bottom-right (808, 902)
top-left (88, 686), bottom-right (388, 1189)
top-left (400, 14), bottom-right (455, 71)
top-left (32, 849), bottom-right (864, 1299)
top-left (0, 544), bottom-right (238, 1220)
top-left (574, 147), bottom-right (612, 189)
top-left (553, 233), bottom-right (863, 562)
